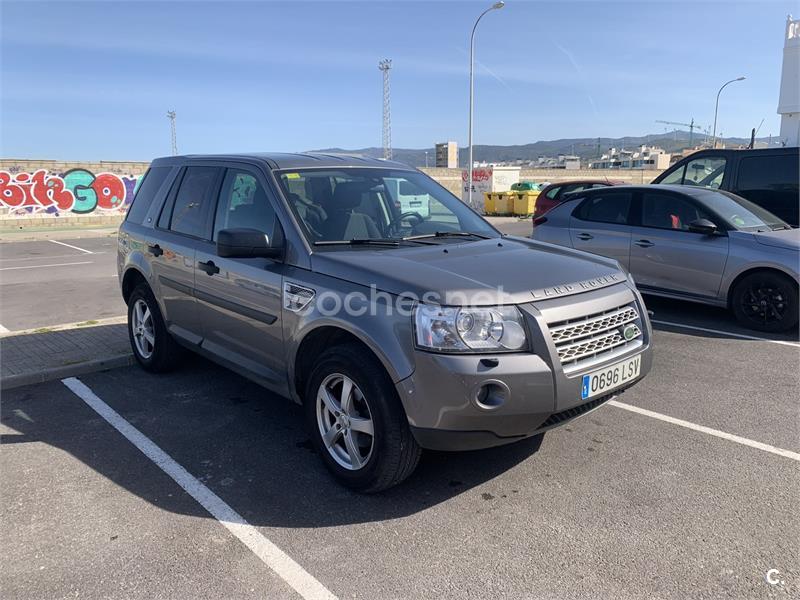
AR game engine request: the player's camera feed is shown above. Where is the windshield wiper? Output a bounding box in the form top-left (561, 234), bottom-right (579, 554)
top-left (314, 238), bottom-right (401, 247)
top-left (402, 231), bottom-right (492, 241)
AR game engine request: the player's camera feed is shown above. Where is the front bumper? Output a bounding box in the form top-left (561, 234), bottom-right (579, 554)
top-left (396, 283), bottom-right (653, 451)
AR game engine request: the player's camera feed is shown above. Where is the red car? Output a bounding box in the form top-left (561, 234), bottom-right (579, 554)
top-left (533, 179), bottom-right (625, 222)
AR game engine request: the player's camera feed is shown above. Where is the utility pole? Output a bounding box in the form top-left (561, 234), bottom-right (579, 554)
top-left (378, 59), bottom-right (392, 160)
top-left (166, 110), bottom-right (178, 156)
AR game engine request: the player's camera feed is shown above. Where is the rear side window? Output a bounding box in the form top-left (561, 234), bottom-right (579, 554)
top-left (574, 192), bottom-right (632, 224)
top-left (738, 155), bottom-right (798, 191)
top-left (125, 167), bottom-right (171, 225)
top-left (545, 186), bottom-right (561, 199)
top-left (167, 167), bottom-right (220, 238)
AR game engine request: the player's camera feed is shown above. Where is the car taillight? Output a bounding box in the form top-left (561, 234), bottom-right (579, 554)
top-left (532, 216), bottom-right (548, 227)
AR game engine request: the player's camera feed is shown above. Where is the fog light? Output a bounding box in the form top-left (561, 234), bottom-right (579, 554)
top-left (474, 380), bottom-right (509, 410)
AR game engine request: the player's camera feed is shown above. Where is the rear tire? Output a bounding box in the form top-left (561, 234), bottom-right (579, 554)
top-left (127, 283), bottom-right (184, 372)
top-left (731, 271), bottom-right (798, 333)
top-left (304, 343), bottom-right (421, 493)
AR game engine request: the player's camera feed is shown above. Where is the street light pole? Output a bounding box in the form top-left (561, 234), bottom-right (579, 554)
top-left (468, 1), bottom-right (505, 209)
top-left (712, 76), bottom-right (745, 148)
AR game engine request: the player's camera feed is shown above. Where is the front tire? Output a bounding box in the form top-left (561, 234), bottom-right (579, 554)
top-left (304, 343), bottom-right (421, 493)
top-left (731, 271), bottom-right (799, 333)
top-left (127, 283), bottom-right (184, 372)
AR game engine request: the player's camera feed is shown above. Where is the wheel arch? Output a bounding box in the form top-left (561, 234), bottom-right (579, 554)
top-left (291, 325), bottom-right (403, 405)
top-left (121, 267), bottom-right (149, 305)
top-left (726, 266), bottom-right (799, 308)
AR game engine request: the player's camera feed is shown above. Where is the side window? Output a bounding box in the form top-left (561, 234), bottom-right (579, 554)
top-left (213, 170), bottom-right (276, 241)
top-left (168, 167), bottom-right (220, 238)
top-left (659, 165), bottom-right (685, 185)
top-left (545, 186), bottom-right (561, 199)
top-left (574, 192), bottom-right (632, 224)
top-left (125, 167), bottom-right (171, 225)
top-left (641, 192), bottom-right (710, 231)
top-left (683, 157), bottom-right (726, 187)
top-left (738, 155), bottom-right (798, 191)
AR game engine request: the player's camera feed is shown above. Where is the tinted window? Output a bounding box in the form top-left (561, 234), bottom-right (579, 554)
top-left (575, 192), bottom-right (631, 224)
top-left (545, 186), bottom-right (561, 199)
top-left (641, 192), bottom-right (711, 231)
top-left (126, 167), bottom-right (171, 225)
top-left (738, 155), bottom-right (798, 190)
top-left (168, 167), bottom-right (219, 238)
top-left (213, 170), bottom-right (276, 241)
top-left (683, 157), bottom-right (726, 187)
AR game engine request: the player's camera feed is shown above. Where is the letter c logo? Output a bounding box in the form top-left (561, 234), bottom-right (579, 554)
top-left (765, 569), bottom-right (781, 585)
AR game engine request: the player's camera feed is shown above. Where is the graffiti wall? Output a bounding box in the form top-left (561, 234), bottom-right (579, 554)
top-left (0, 169), bottom-right (141, 216)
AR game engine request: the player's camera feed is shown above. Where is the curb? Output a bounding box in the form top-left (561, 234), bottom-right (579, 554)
top-left (1, 353), bottom-right (135, 391)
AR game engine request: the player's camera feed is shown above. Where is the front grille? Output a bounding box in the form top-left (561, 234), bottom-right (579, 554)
top-left (539, 393), bottom-right (613, 429)
top-left (548, 303), bottom-right (642, 370)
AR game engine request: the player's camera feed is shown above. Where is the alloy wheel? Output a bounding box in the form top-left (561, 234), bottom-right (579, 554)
top-left (131, 298), bottom-right (156, 359)
top-left (740, 282), bottom-right (788, 326)
top-left (316, 373), bottom-right (375, 470)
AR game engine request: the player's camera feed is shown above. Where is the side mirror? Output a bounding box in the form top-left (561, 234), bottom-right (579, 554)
top-left (217, 228), bottom-right (282, 259)
top-left (687, 218), bottom-right (719, 235)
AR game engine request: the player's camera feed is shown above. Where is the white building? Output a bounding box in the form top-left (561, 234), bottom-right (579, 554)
top-left (589, 145), bottom-right (671, 170)
top-left (778, 15), bottom-right (800, 146)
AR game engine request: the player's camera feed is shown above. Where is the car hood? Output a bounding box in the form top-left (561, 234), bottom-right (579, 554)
top-left (751, 228), bottom-right (800, 251)
top-left (310, 236), bottom-right (627, 305)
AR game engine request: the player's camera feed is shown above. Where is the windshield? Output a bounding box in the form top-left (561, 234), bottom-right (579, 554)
top-left (276, 168), bottom-right (498, 245)
top-left (703, 190), bottom-right (790, 231)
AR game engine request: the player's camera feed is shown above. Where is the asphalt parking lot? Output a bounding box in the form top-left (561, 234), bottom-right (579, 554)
top-left (0, 236), bottom-right (122, 331)
top-left (1, 225), bottom-right (799, 599)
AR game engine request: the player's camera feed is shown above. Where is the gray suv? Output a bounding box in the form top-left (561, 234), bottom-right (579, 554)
top-left (118, 153), bottom-right (653, 491)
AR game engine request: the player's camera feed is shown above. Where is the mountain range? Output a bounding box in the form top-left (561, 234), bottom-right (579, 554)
top-left (314, 131), bottom-right (773, 168)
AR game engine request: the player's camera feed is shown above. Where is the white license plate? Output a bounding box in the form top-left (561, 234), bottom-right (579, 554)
top-left (581, 355), bottom-right (641, 400)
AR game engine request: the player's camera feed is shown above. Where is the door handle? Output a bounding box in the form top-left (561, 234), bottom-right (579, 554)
top-left (576, 233), bottom-right (594, 240)
top-left (147, 244), bottom-right (163, 257)
top-left (198, 260), bottom-right (220, 276)
top-left (634, 239), bottom-right (654, 248)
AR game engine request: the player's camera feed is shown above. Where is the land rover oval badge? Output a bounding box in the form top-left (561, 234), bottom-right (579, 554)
top-left (622, 324), bottom-right (638, 341)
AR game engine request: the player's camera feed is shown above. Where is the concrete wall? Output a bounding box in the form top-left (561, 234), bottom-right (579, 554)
top-left (0, 160), bottom-right (665, 228)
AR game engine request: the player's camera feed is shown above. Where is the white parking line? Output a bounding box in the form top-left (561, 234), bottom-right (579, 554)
top-left (61, 377), bottom-right (337, 600)
top-left (0, 324), bottom-right (10, 334)
top-left (0, 261), bottom-right (93, 271)
top-left (0, 252), bottom-right (105, 263)
top-left (49, 239), bottom-right (94, 254)
top-left (609, 400), bottom-right (800, 462)
top-left (652, 319), bottom-right (800, 348)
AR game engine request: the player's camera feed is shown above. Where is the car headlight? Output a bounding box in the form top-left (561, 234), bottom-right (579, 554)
top-left (414, 304), bottom-right (528, 353)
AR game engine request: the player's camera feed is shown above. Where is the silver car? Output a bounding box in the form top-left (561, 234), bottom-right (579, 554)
top-left (118, 153), bottom-right (653, 492)
top-left (531, 184), bottom-right (799, 332)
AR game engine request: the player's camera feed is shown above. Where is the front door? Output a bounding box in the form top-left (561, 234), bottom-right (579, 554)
top-left (194, 166), bottom-right (287, 392)
top-left (568, 190), bottom-right (634, 268)
top-left (629, 190), bottom-right (729, 298)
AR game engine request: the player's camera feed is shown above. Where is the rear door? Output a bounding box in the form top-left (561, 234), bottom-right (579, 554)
top-left (628, 190), bottom-right (729, 298)
top-left (194, 164), bottom-right (288, 392)
top-left (149, 165), bottom-right (222, 344)
top-left (734, 153), bottom-right (799, 227)
top-left (568, 190), bottom-right (634, 268)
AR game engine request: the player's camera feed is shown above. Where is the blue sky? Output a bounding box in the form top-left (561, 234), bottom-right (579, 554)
top-left (1, 0), bottom-right (794, 160)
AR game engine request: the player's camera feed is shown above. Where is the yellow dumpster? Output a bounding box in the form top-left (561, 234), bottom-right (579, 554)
top-left (494, 193), bottom-right (513, 215)
top-left (483, 192), bottom-right (495, 215)
top-left (513, 191), bottom-right (539, 216)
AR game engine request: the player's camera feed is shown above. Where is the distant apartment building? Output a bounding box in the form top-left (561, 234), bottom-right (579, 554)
top-left (435, 141), bottom-right (459, 168)
top-left (589, 145), bottom-right (671, 169)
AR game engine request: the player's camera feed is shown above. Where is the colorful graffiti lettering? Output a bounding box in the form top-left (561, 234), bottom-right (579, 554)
top-left (0, 170), bottom-right (139, 215)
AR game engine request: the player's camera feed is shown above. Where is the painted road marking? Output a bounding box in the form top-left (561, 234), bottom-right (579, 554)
top-left (61, 377), bottom-right (337, 600)
top-left (609, 400), bottom-right (800, 462)
top-left (0, 324), bottom-right (10, 334)
top-left (0, 252), bottom-right (106, 263)
top-left (0, 261), bottom-right (93, 271)
top-left (652, 319), bottom-right (800, 348)
top-left (49, 239), bottom-right (94, 254)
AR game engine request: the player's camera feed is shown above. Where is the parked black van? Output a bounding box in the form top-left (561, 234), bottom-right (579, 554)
top-left (652, 147), bottom-right (799, 227)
